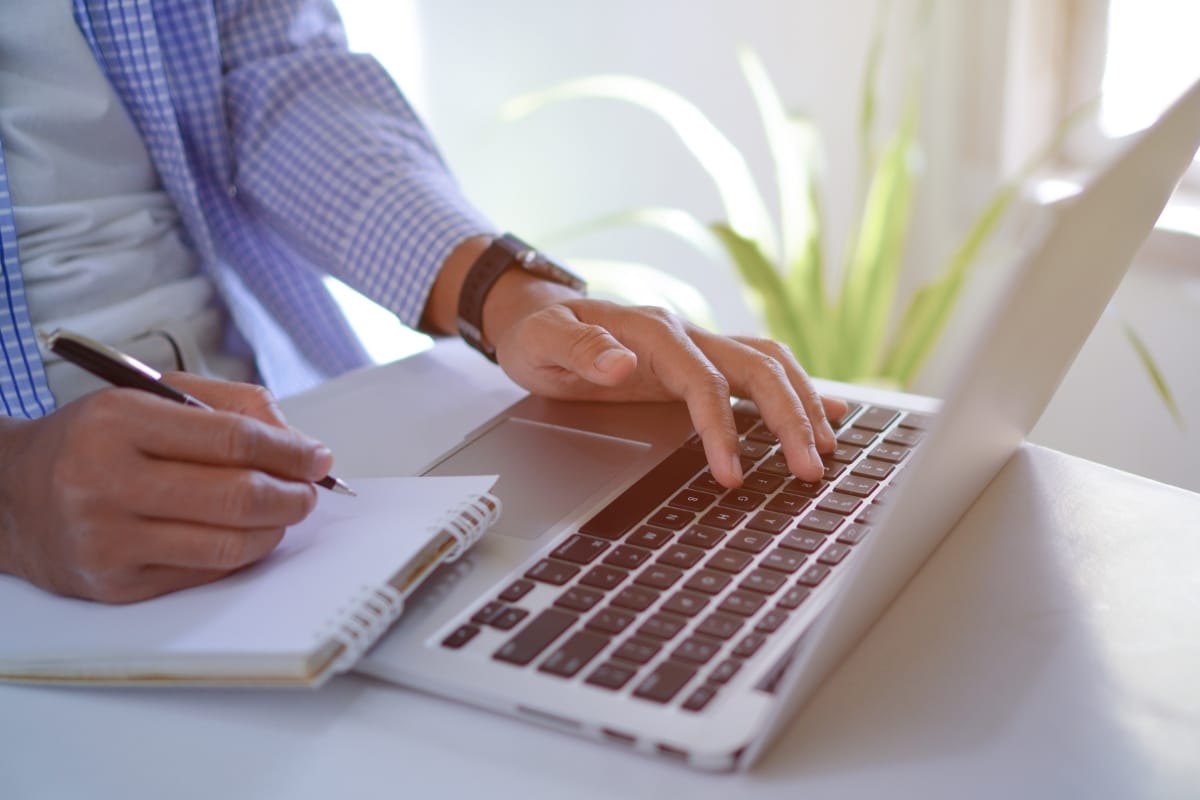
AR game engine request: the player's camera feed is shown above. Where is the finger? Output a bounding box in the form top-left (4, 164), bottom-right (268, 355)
top-left (509, 304), bottom-right (639, 387)
top-left (128, 460), bottom-right (319, 528)
top-left (164, 372), bottom-right (291, 429)
top-left (123, 394), bottom-right (332, 484)
top-left (691, 330), bottom-right (825, 481)
top-left (733, 336), bottom-right (840, 452)
top-left (605, 306), bottom-right (744, 487)
top-left (136, 520), bottom-right (287, 571)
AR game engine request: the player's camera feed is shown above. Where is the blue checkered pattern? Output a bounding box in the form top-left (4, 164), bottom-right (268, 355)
top-left (0, 0), bottom-right (493, 417)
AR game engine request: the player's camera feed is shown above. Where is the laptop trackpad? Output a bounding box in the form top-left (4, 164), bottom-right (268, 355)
top-left (427, 417), bottom-right (652, 541)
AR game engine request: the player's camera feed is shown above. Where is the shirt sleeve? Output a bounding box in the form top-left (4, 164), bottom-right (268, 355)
top-left (214, 0), bottom-right (494, 327)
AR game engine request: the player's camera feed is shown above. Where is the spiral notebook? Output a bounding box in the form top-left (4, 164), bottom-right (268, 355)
top-left (0, 475), bottom-right (499, 687)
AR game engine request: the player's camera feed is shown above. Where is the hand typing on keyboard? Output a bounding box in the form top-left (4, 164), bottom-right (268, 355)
top-left (424, 236), bottom-right (847, 488)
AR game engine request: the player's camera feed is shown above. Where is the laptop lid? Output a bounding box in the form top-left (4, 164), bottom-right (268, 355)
top-left (743, 76), bottom-right (1200, 767)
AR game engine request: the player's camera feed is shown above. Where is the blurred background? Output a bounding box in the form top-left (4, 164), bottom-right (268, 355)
top-left (329, 0), bottom-right (1200, 492)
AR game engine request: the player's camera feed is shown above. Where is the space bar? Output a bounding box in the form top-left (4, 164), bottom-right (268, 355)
top-left (578, 447), bottom-right (708, 540)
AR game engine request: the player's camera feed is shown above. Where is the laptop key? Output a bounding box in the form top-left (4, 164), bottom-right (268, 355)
top-left (525, 559), bottom-right (580, 586)
top-left (778, 530), bottom-right (825, 553)
top-left (551, 534), bottom-right (610, 565)
top-left (674, 636), bottom-right (722, 665)
top-left (498, 579), bottom-right (535, 603)
top-left (638, 612), bottom-right (689, 641)
top-left (611, 584), bottom-right (660, 612)
top-left (739, 440), bottom-right (772, 461)
top-left (494, 608), bottom-right (578, 666)
top-left (777, 586), bottom-right (811, 609)
top-left (854, 406), bottom-right (900, 432)
top-left (603, 544), bottom-right (653, 570)
top-left (709, 658), bottom-right (742, 684)
top-left (491, 607), bottom-right (529, 630)
top-left (743, 471), bottom-right (785, 494)
top-left (579, 565), bottom-right (630, 591)
top-left (656, 544), bottom-right (706, 569)
top-left (441, 624), bottom-right (480, 649)
top-left (612, 637), bottom-right (661, 665)
top-left (817, 492), bottom-right (862, 516)
top-left (718, 590), bottom-right (766, 617)
top-left (898, 412), bottom-right (933, 430)
top-left (696, 613), bottom-right (744, 640)
top-left (684, 569), bottom-right (732, 595)
top-left (689, 470), bottom-right (726, 494)
top-left (837, 427), bottom-right (878, 448)
top-left (699, 507), bottom-right (746, 530)
top-left (586, 607), bottom-right (637, 636)
top-left (667, 489), bottom-right (718, 513)
top-left (579, 447), bottom-right (708, 540)
top-left (760, 548), bottom-right (806, 574)
top-left (586, 661), bottom-right (638, 691)
top-left (746, 422), bottom-right (779, 445)
top-left (471, 601), bottom-right (505, 625)
top-left (679, 524), bottom-right (726, 549)
top-left (784, 478), bottom-right (828, 497)
top-left (634, 661), bottom-right (697, 704)
top-left (755, 609), bottom-right (790, 633)
top-left (718, 489), bottom-right (767, 512)
top-left (732, 633), bottom-right (767, 659)
top-left (682, 683), bottom-right (720, 712)
top-left (798, 511), bottom-right (844, 535)
top-left (852, 459), bottom-right (895, 481)
top-left (822, 462), bottom-right (848, 481)
top-left (706, 549), bottom-right (754, 574)
top-left (647, 507), bottom-right (694, 531)
top-left (797, 564), bottom-right (832, 587)
top-left (626, 525), bottom-right (674, 550)
top-left (836, 475), bottom-right (879, 498)
top-left (857, 505), bottom-right (884, 524)
top-left (837, 524), bottom-right (872, 545)
top-left (756, 454), bottom-right (792, 476)
top-left (727, 530), bottom-right (772, 554)
top-left (818, 543), bottom-right (852, 565)
top-left (746, 510), bottom-right (793, 534)
top-left (635, 564), bottom-right (684, 591)
top-left (869, 443), bottom-right (910, 464)
top-left (765, 492), bottom-right (811, 516)
top-left (661, 590), bottom-right (710, 618)
top-left (539, 631), bottom-right (610, 678)
top-left (830, 444), bottom-right (863, 464)
top-left (884, 427), bottom-right (924, 447)
top-left (555, 586), bottom-right (605, 613)
top-left (739, 568), bottom-right (787, 595)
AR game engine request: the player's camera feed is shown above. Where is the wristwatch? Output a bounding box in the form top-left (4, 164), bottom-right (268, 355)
top-left (456, 233), bottom-right (587, 362)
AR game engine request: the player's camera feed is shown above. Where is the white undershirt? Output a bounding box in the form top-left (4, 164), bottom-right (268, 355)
top-left (0, 0), bottom-right (254, 404)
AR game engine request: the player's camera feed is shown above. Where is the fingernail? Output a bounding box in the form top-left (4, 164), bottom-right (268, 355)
top-left (728, 453), bottom-right (744, 485)
top-left (594, 349), bottom-right (627, 372)
top-left (311, 445), bottom-right (334, 480)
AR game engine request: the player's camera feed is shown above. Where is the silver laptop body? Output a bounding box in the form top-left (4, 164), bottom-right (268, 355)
top-left (357, 78), bottom-right (1200, 771)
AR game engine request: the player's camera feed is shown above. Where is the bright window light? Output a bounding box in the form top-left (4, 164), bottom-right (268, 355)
top-left (1101, 0), bottom-right (1200, 161)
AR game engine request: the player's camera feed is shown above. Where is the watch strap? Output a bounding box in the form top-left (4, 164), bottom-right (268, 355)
top-left (456, 234), bottom-right (585, 362)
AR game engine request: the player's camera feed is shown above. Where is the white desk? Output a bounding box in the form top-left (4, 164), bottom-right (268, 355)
top-left (3, 341), bottom-right (1199, 799)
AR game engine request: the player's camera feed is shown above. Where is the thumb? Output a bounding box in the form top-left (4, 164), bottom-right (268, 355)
top-left (540, 307), bottom-right (638, 386)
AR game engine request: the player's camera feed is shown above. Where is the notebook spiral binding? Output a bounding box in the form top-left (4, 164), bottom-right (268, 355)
top-left (328, 492), bottom-right (502, 674)
top-left (443, 493), bottom-right (502, 562)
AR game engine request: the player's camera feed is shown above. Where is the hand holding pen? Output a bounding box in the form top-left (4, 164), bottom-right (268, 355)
top-left (0, 329), bottom-right (351, 604)
top-left (43, 329), bottom-right (355, 496)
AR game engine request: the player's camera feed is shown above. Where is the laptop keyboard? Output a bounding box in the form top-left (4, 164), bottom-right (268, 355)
top-left (439, 401), bottom-right (931, 712)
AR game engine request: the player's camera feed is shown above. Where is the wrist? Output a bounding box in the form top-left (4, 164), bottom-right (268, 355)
top-left (480, 267), bottom-right (583, 351)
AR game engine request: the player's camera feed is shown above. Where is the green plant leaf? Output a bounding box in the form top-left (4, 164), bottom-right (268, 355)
top-left (709, 223), bottom-right (808, 364)
top-left (1122, 322), bottom-right (1185, 428)
top-left (736, 45), bottom-right (831, 375)
top-left (502, 75), bottom-right (779, 261)
top-left (567, 258), bottom-right (719, 331)
top-left (858, 0), bottom-right (893, 180)
top-left (880, 98), bottom-right (1099, 386)
top-left (835, 98), bottom-right (919, 381)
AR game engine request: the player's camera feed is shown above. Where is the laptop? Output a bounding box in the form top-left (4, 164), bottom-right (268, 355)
top-left (355, 77), bottom-right (1200, 770)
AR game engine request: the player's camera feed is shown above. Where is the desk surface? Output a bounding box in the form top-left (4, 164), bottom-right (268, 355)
top-left (3, 341), bottom-right (1198, 799)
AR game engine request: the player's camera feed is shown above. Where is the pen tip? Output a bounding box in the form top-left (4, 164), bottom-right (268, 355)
top-left (332, 480), bottom-right (357, 497)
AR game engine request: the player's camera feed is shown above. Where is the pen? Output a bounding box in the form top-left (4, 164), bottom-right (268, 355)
top-left (40, 328), bottom-right (356, 497)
